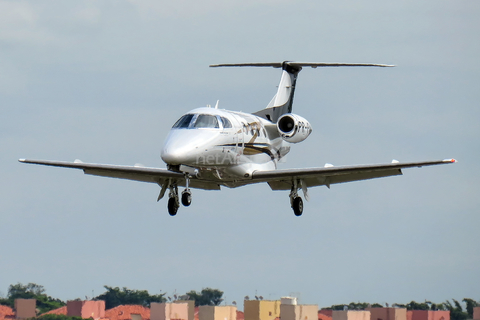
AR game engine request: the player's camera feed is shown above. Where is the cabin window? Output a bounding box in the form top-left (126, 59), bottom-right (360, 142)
top-left (220, 117), bottom-right (232, 128)
top-left (193, 114), bottom-right (219, 128)
top-left (172, 114), bottom-right (194, 128)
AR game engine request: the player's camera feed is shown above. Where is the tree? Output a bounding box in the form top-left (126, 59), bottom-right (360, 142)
top-left (8, 283), bottom-right (46, 299)
top-left (93, 286), bottom-right (166, 309)
top-left (462, 298), bottom-right (478, 319)
top-left (328, 302), bottom-right (383, 310)
top-left (444, 299), bottom-right (468, 320)
top-left (186, 288), bottom-right (223, 307)
top-left (405, 301), bottom-right (431, 310)
top-left (0, 283), bottom-right (64, 314)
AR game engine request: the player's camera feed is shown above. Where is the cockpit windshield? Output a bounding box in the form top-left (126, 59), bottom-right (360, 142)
top-left (172, 114), bottom-right (194, 128)
top-left (193, 114), bottom-right (219, 128)
top-left (172, 113), bottom-right (224, 129)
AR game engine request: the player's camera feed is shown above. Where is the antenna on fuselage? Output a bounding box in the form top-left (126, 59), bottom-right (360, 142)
top-left (214, 100), bottom-right (219, 109)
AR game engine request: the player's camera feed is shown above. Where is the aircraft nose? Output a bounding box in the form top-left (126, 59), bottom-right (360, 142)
top-left (161, 131), bottom-right (199, 165)
top-left (161, 145), bottom-right (188, 165)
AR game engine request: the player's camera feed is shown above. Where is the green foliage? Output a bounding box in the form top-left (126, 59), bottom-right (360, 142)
top-left (186, 288), bottom-right (223, 307)
top-left (444, 299), bottom-right (468, 320)
top-left (328, 302), bottom-right (383, 310)
top-left (0, 283), bottom-right (65, 314)
top-left (462, 298), bottom-right (478, 318)
top-left (93, 286), bottom-right (166, 309)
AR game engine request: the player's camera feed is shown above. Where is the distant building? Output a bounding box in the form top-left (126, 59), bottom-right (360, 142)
top-left (199, 306), bottom-right (237, 320)
top-left (151, 302), bottom-right (189, 320)
top-left (244, 300), bottom-right (281, 320)
top-left (473, 307), bottom-right (480, 320)
top-left (332, 311), bottom-right (370, 320)
top-left (407, 310), bottom-right (449, 320)
top-left (0, 305), bottom-right (15, 320)
top-left (41, 306), bottom-right (67, 316)
top-left (175, 301), bottom-right (195, 320)
top-left (281, 303), bottom-right (318, 320)
top-left (367, 308), bottom-right (407, 320)
top-left (104, 305), bottom-right (151, 320)
top-left (15, 299), bottom-right (36, 319)
top-left (318, 310), bottom-right (333, 320)
top-left (67, 300), bottom-right (105, 320)
top-left (319, 310), bottom-right (333, 318)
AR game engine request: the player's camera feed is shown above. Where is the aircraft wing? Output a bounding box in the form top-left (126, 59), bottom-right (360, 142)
top-left (19, 159), bottom-right (223, 190)
top-left (251, 159), bottom-right (456, 190)
top-left (19, 159), bottom-right (184, 183)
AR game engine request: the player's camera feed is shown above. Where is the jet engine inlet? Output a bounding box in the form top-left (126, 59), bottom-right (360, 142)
top-left (277, 113), bottom-right (312, 143)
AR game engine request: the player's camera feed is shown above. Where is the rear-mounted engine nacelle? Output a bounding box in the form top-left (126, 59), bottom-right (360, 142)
top-left (277, 113), bottom-right (312, 143)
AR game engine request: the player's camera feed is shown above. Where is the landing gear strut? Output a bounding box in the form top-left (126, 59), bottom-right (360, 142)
top-left (290, 179), bottom-right (304, 216)
top-left (181, 174), bottom-right (192, 207)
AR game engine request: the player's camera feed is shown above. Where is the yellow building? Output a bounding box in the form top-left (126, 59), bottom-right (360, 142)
top-left (244, 300), bottom-right (281, 320)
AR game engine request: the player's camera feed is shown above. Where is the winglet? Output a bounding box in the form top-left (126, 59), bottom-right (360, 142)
top-left (443, 158), bottom-right (457, 163)
top-left (18, 159), bottom-right (26, 163)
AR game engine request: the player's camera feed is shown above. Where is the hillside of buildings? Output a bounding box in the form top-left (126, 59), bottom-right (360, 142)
top-left (0, 283), bottom-right (478, 320)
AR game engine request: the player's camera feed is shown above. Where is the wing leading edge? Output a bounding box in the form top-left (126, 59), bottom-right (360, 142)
top-left (251, 159), bottom-right (457, 190)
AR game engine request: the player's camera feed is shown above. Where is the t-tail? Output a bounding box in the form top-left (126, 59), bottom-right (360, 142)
top-left (210, 61), bottom-right (394, 122)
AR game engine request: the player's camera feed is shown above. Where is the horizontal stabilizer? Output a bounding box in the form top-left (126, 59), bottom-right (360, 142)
top-left (210, 62), bottom-right (395, 68)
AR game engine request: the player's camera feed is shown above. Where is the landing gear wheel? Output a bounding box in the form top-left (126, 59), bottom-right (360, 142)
top-left (292, 197), bottom-right (303, 216)
top-left (168, 197), bottom-right (179, 216)
top-left (181, 191), bottom-right (192, 207)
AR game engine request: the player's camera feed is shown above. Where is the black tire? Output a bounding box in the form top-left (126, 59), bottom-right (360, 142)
top-left (181, 192), bottom-right (192, 207)
top-left (168, 197), bottom-right (178, 216)
top-left (292, 197), bottom-right (303, 216)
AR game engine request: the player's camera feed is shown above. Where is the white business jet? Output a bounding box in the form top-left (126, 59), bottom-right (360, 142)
top-left (19, 61), bottom-right (456, 216)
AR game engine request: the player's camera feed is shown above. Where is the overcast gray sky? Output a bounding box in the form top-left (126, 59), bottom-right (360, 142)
top-left (1, 0), bottom-right (479, 309)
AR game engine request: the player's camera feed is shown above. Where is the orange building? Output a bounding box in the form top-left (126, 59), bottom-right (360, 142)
top-left (407, 310), bottom-right (449, 320)
top-left (67, 300), bottom-right (105, 320)
top-left (41, 306), bottom-right (68, 316)
top-left (367, 308), bottom-right (407, 320)
top-left (473, 307), bottom-right (480, 320)
top-left (0, 305), bottom-right (15, 320)
top-left (318, 310), bottom-right (332, 320)
top-left (104, 305), bottom-right (151, 320)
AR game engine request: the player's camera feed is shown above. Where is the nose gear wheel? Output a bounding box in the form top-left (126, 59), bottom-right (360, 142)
top-left (181, 191), bottom-right (192, 206)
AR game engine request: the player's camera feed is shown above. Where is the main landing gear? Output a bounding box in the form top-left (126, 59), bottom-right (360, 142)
top-left (166, 176), bottom-right (192, 216)
top-left (290, 179), bottom-right (304, 216)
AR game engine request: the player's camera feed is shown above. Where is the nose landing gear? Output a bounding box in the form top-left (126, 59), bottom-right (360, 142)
top-left (181, 174), bottom-right (192, 207)
top-left (165, 175), bottom-right (193, 216)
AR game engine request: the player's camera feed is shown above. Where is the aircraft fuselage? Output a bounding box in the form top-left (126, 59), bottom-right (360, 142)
top-left (161, 107), bottom-right (290, 187)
